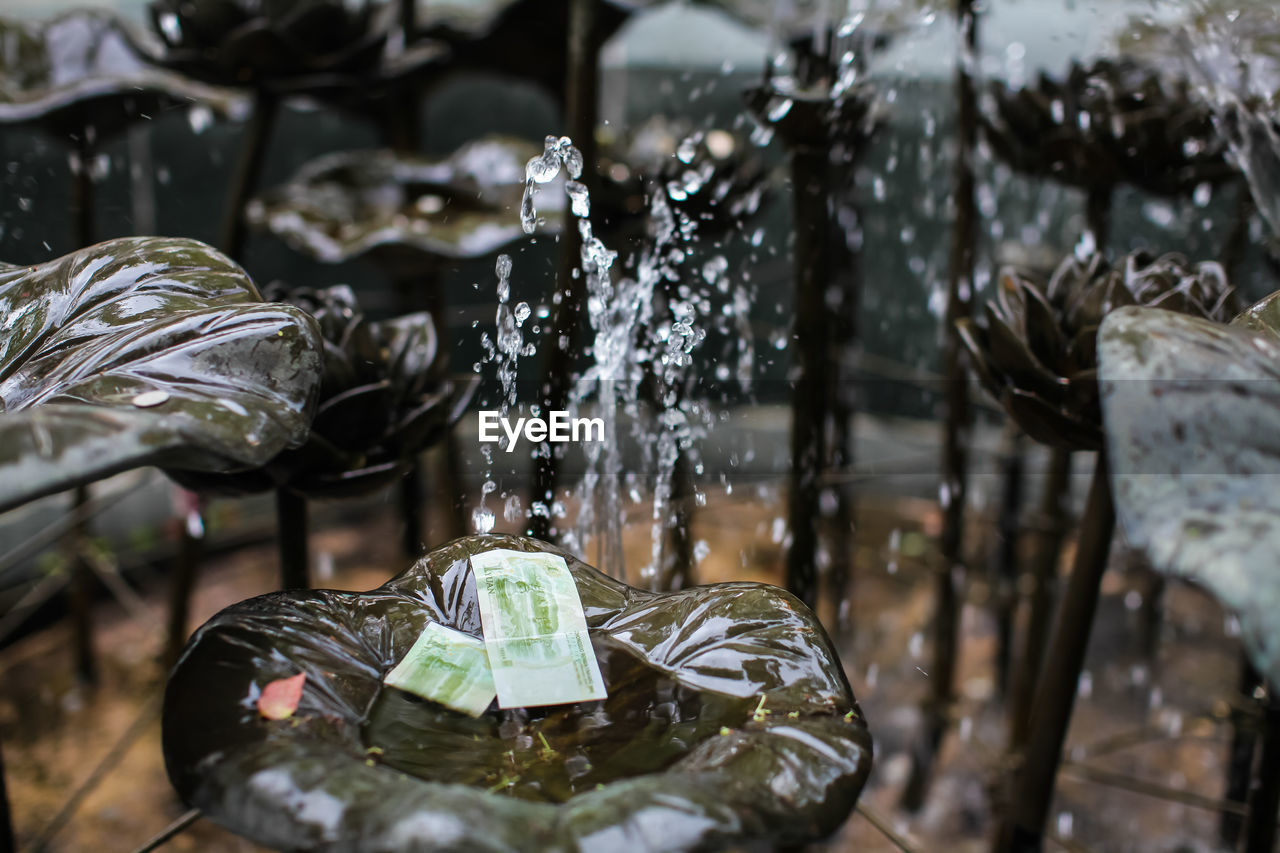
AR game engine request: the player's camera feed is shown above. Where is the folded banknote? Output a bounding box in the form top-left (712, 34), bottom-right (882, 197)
top-left (383, 621), bottom-right (497, 717)
top-left (471, 548), bottom-right (607, 708)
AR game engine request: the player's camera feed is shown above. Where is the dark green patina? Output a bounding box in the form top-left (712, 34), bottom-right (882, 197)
top-left (0, 10), bottom-right (245, 141)
top-left (171, 283), bottom-right (473, 498)
top-left (163, 534), bottom-right (872, 852)
top-left (0, 236), bottom-right (323, 512)
top-left (246, 137), bottom-right (551, 273)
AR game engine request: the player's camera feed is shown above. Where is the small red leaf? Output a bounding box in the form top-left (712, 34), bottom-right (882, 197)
top-left (258, 672), bottom-right (306, 720)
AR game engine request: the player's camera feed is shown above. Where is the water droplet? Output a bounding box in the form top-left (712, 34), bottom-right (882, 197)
top-left (131, 390), bottom-right (171, 408)
top-left (749, 122), bottom-right (775, 147)
top-left (158, 11), bottom-right (181, 41)
top-left (472, 506), bottom-right (495, 534)
top-left (561, 144), bottom-right (584, 179)
top-left (566, 180), bottom-right (590, 217)
top-left (676, 136), bottom-right (698, 164)
top-left (187, 104), bottom-right (213, 135)
top-left (520, 180), bottom-right (538, 234)
top-left (526, 142), bottom-right (562, 184)
top-left (702, 255), bottom-right (728, 288)
top-left (767, 96), bottom-right (794, 122)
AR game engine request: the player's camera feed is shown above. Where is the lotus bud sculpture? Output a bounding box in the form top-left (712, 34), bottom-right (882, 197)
top-left (984, 58), bottom-right (1233, 199)
top-left (958, 250), bottom-right (1239, 451)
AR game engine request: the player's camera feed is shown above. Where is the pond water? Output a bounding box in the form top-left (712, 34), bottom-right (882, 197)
top-left (361, 646), bottom-right (739, 803)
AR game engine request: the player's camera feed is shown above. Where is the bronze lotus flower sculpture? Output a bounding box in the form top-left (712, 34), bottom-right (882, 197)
top-left (173, 283), bottom-right (473, 498)
top-left (984, 58), bottom-right (1233, 197)
top-left (163, 534), bottom-right (872, 852)
top-left (958, 250), bottom-right (1240, 451)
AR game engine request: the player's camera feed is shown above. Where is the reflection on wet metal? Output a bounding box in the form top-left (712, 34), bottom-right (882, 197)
top-left (162, 534), bottom-right (871, 851)
top-left (130, 390), bottom-right (171, 409)
top-left (0, 237), bottom-right (323, 513)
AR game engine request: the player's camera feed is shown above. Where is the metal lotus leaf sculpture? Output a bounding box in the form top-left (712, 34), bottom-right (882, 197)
top-left (984, 58), bottom-right (1233, 197)
top-left (247, 136), bottom-right (559, 275)
top-left (163, 534), bottom-right (872, 852)
top-left (1099, 290), bottom-right (1280, 686)
top-left (0, 10), bottom-right (244, 140)
top-left (172, 283), bottom-right (473, 499)
top-left (0, 236), bottom-right (323, 513)
top-left (148, 0), bottom-right (427, 93)
top-left (958, 250), bottom-right (1239, 451)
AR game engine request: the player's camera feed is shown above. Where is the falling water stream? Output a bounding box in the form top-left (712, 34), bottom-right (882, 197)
top-left (485, 133), bottom-right (727, 584)
top-left (472, 251), bottom-right (533, 535)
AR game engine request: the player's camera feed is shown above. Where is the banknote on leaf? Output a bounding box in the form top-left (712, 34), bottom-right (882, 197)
top-left (383, 622), bottom-right (496, 717)
top-left (471, 548), bottom-right (607, 708)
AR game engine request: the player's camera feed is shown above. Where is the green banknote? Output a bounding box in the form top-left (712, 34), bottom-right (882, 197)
top-left (383, 622), bottom-right (496, 717)
top-left (471, 548), bottom-right (607, 708)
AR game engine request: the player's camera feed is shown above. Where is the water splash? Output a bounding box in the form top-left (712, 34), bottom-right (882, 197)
top-left (473, 252), bottom-right (534, 534)
top-left (522, 136), bottom-right (583, 234)
top-left (1140, 6), bottom-right (1280, 237)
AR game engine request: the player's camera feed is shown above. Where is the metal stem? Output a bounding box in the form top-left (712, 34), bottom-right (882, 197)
top-left (67, 485), bottom-right (97, 686)
top-left (993, 427), bottom-right (1026, 697)
top-left (275, 489), bottom-right (310, 590)
top-left (785, 142), bottom-right (833, 610)
top-left (1008, 448), bottom-right (1072, 751)
top-left (659, 449), bottom-right (696, 591)
top-left (1223, 655), bottom-right (1264, 846)
top-left (218, 92), bottom-right (279, 262)
top-left (0, 740), bottom-right (13, 853)
top-left (163, 499), bottom-right (204, 671)
top-left (827, 191), bottom-right (862, 636)
top-left (902, 0), bottom-right (979, 810)
top-left (399, 461), bottom-right (424, 558)
top-left (1243, 683), bottom-right (1280, 853)
top-left (129, 809), bottom-right (201, 853)
top-left (994, 453), bottom-right (1115, 853)
top-left (530, 0), bottom-right (599, 542)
